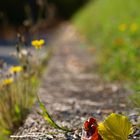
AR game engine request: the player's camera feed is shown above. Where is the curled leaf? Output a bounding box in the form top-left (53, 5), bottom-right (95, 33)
top-left (98, 113), bottom-right (133, 140)
top-left (81, 117), bottom-right (102, 140)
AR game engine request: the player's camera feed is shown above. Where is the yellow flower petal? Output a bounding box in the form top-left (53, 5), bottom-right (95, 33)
top-left (39, 39), bottom-right (45, 45)
top-left (130, 23), bottom-right (138, 33)
top-left (114, 38), bottom-right (124, 46)
top-left (2, 78), bottom-right (14, 86)
top-left (31, 40), bottom-right (38, 46)
top-left (9, 66), bottom-right (23, 73)
top-left (31, 39), bottom-right (45, 49)
top-left (118, 23), bottom-right (127, 32)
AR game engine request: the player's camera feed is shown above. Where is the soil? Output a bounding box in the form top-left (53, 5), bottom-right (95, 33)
top-left (13, 23), bottom-right (140, 140)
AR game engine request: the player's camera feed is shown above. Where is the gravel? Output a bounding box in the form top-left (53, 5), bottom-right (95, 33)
top-left (13, 23), bottom-right (140, 140)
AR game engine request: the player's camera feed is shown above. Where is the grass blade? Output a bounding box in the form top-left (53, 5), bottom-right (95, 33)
top-left (37, 95), bottom-right (72, 132)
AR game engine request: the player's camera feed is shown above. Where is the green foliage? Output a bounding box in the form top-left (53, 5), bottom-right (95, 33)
top-left (73, 0), bottom-right (140, 87)
top-left (38, 96), bottom-right (72, 132)
top-left (98, 113), bottom-right (133, 140)
top-left (0, 75), bottom-right (38, 137)
top-left (0, 38), bottom-right (51, 139)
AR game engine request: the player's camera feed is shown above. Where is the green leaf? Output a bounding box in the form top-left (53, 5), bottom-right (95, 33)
top-left (37, 95), bottom-right (72, 132)
top-left (14, 104), bottom-right (20, 115)
top-left (98, 113), bottom-right (133, 140)
top-left (0, 128), bottom-right (11, 135)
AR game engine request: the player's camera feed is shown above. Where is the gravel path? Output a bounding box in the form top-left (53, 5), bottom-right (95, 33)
top-left (13, 23), bottom-right (140, 140)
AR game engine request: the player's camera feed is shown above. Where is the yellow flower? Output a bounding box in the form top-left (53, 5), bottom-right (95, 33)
top-left (2, 78), bottom-right (14, 86)
top-left (31, 39), bottom-right (45, 49)
top-left (114, 38), bottom-right (124, 46)
top-left (39, 39), bottom-right (45, 45)
top-left (118, 23), bottom-right (127, 32)
top-left (130, 23), bottom-right (138, 33)
top-left (9, 66), bottom-right (23, 73)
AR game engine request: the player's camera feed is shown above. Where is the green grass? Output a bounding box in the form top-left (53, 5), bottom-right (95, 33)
top-left (73, 0), bottom-right (140, 113)
top-left (0, 76), bottom-right (38, 135)
top-left (73, 0), bottom-right (140, 88)
top-left (0, 46), bottom-right (51, 139)
top-left (38, 96), bottom-right (73, 132)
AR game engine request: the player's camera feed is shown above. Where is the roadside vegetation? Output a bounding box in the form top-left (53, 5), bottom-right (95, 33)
top-left (0, 37), bottom-right (50, 140)
top-left (73, 0), bottom-right (140, 108)
top-left (0, 0), bottom-right (139, 139)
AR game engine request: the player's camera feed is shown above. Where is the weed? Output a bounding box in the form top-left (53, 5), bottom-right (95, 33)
top-left (0, 34), bottom-right (50, 139)
top-left (73, 0), bottom-right (140, 87)
top-left (37, 96), bottom-right (73, 132)
top-left (73, 0), bottom-right (140, 110)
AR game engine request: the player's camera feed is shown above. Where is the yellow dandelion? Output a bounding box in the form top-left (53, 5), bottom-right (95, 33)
top-left (31, 39), bottom-right (45, 49)
top-left (130, 23), bottom-right (138, 33)
top-left (9, 66), bottom-right (23, 73)
top-left (118, 23), bottom-right (127, 32)
top-left (39, 39), bottom-right (45, 45)
top-left (114, 38), bottom-right (124, 46)
top-left (2, 78), bottom-right (14, 86)
top-left (31, 40), bottom-right (38, 46)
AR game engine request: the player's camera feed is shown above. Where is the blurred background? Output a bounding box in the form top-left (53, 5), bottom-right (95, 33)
top-left (0, 0), bottom-right (140, 139)
top-left (0, 0), bottom-right (89, 65)
top-left (0, 0), bottom-right (139, 87)
top-left (0, 0), bottom-right (140, 86)
top-left (0, 0), bottom-right (88, 43)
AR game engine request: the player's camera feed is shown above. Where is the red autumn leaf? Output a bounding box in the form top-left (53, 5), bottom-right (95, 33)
top-left (81, 117), bottom-right (103, 140)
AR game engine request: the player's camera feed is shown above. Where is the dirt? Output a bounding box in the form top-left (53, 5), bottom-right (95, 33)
top-left (13, 23), bottom-right (140, 140)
